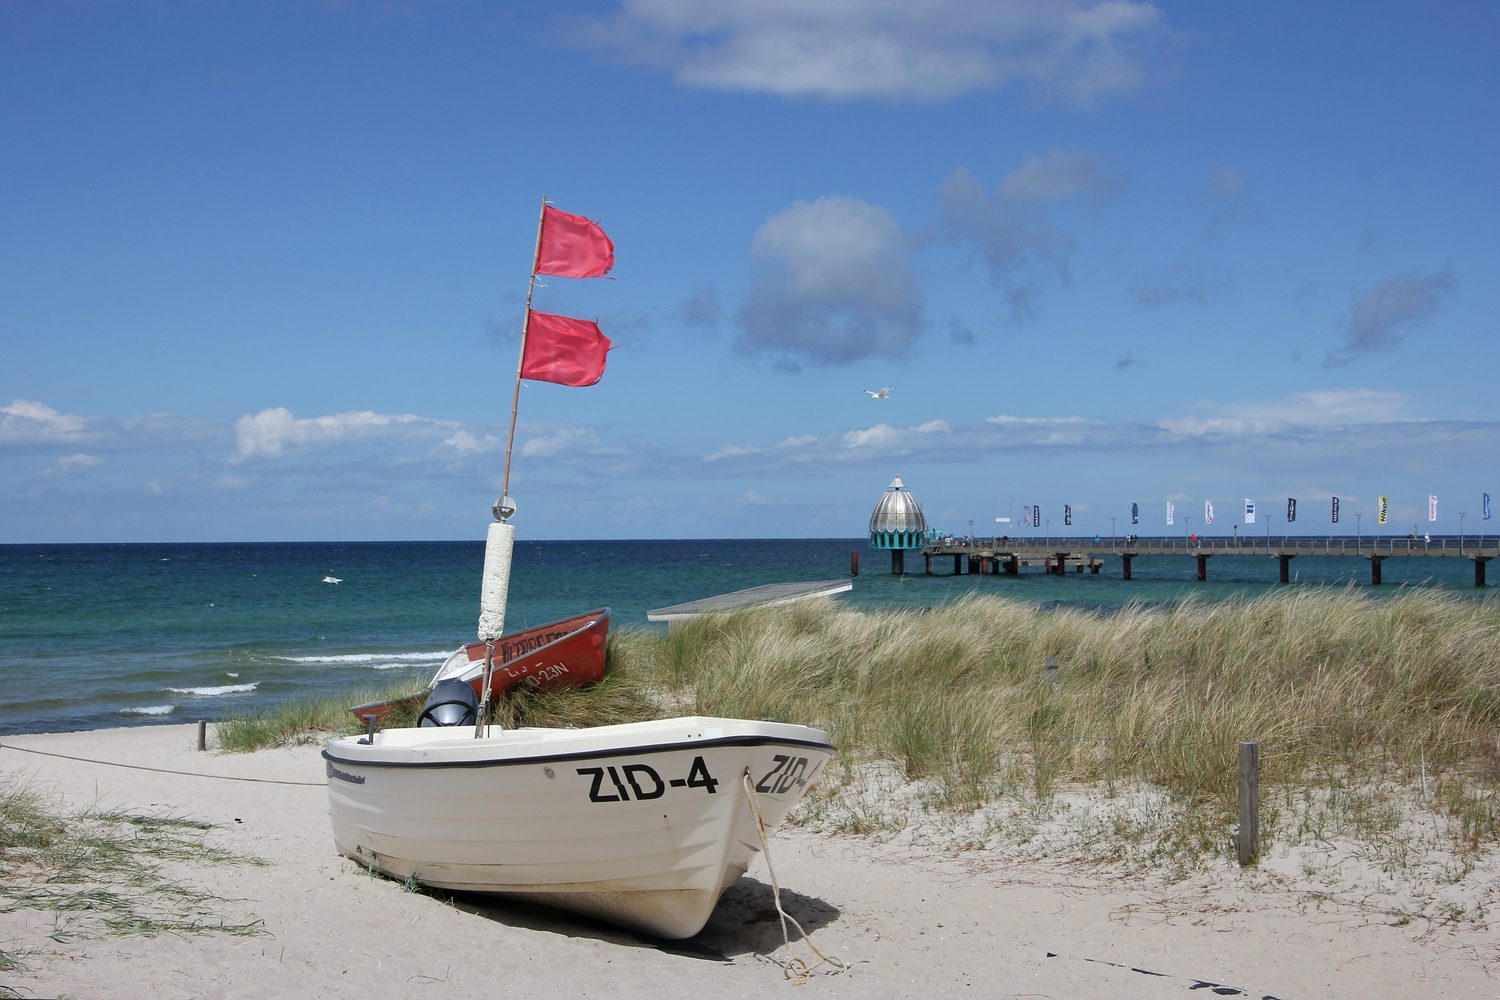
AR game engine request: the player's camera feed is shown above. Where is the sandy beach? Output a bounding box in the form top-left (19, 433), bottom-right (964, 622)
top-left (0, 722), bottom-right (1496, 999)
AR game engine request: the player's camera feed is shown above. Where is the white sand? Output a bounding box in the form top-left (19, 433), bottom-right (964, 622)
top-left (1, 723), bottom-right (1496, 999)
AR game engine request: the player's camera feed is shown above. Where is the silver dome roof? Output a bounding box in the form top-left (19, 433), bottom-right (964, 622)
top-left (868, 475), bottom-right (928, 533)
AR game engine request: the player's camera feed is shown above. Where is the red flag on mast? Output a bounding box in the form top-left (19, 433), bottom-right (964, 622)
top-left (521, 311), bottom-right (612, 386)
top-left (535, 206), bottom-right (614, 279)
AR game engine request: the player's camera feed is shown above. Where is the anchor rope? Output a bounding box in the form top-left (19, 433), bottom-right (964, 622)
top-left (740, 770), bottom-right (847, 985)
top-left (0, 742), bottom-right (325, 786)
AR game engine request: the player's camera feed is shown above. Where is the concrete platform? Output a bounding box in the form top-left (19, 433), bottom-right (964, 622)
top-left (646, 579), bottom-right (852, 625)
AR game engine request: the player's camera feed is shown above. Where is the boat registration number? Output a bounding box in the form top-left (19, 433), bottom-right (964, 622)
top-left (577, 753), bottom-right (813, 803)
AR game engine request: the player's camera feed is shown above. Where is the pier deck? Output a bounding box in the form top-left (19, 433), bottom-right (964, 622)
top-left (915, 535), bottom-right (1498, 585)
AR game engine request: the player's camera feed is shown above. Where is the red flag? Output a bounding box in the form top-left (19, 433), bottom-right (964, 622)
top-left (535, 206), bottom-right (615, 278)
top-left (521, 311), bottom-right (612, 386)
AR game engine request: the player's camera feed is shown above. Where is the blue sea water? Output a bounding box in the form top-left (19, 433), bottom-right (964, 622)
top-left (0, 539), bottom-right (1490, 735)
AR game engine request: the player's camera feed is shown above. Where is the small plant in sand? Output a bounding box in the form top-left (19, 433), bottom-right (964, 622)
top-left (0, 781), bottom-right (267, 960)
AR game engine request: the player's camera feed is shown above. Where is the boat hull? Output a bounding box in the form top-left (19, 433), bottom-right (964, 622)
top-left (348, 608), bottom-right (609, 726)
top-left (323, 717), bottom-right (832, 939)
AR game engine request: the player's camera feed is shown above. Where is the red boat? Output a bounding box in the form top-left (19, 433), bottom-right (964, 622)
top-left (349, 608), bottom-right (610, 725)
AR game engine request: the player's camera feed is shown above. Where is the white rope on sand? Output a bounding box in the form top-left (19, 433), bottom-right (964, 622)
top-left (0, 742), bottom-right (325, 787)
top-left (740, 770), bottom-right (847, 985)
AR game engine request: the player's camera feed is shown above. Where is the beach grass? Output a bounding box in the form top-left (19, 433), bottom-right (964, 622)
top-left (213, 678), bottom-right (424, 751)
top-left (214, 587), bottom-right (1500, 877)
top-left (605, 587), bottom-right (1500, 873)
top-left (0, 780), bottom-right (266, 951)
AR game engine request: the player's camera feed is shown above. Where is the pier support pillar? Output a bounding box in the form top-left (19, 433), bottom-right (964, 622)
top-left (981, 556), bottom-right (992, 575)
top-left (953, 554), bottom-right (963, 575)
top-left (1122, 554), bottom-right (1133, 580)
top-left (1090, 560), bottom-right (1101, 574)
top-left (1076, 562), bottom-right (1084, 573)
top-left (1475, 557), bottom-right (1490, 587)
top-left (851, 551), bottom-right (859, 577)
top-left (1369, 556), bottom-right (1383, 585)
top-left (968, 554), bottom-right (980, 574)
top-left (891, 549), bottom-right (905, 575)
top-left (1006, 556), bottom-right (1019, 576)
top-left (1278, 555), bottom-right (1293, 584)
top-left (1197, 555), bottom-right (1208, 581)
top-left (924, 553), bottom-right (932, 575)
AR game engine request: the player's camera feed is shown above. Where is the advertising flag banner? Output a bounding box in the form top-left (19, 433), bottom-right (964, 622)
top-left (1379, 496), bottom-right (1388, 524)
top-left (1064, 505), bottom-right (1072, 526)
top-left (1245, 500), bottom-right (1256, 525)
top-left (521, 312), bottom-right (613, 386)
top-left (1205, 501), bottom-right (1214, 524)
top-left (1023, 506), bottom-right (1031, 527)
top-left (1033, 505), bottom-right (1040, 528)
top-left (534, 206), bottom-right (615, 278)
top-left (1429, 495), bottom-right (1438, 521)
top-left (1486, 493), bottom-right (1492, 520)
top-left (1131, 502), bottom-right (1139, 525)
top-left (1166, 502), bottom-right (1175, 526)
top-left (1287, 498), bottom-right (1297, 523)
top-left (1332, 497), bottom-right (1340, 523)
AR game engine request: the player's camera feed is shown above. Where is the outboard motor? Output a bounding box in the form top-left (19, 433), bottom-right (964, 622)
top-left (418, 678), bottom-right (480, 728)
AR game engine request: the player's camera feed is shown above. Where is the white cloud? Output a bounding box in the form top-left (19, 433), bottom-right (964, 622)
top-left (1000, 149), bottom-right (1124, 203)
top-left (442, 429), bottom-right (500, 454)
top-left (736, 195), bottom-right (923, 365)
top-left (569, 0), bottom-right (1165, 104)
top-left (1, 400), bottom-right (87, 440)
top-left (734, 490), bottom-right (770, 506)
top-left (0, 399), bottom-right (226, 452)
top-left (696, 390), bottom-right (1490, 473)
top-left (40, 453), bottom-right (103, 477)
top-left (521, 426), bottom-right (624, 458)
top-left (231, 407), bottom-right (458, 462)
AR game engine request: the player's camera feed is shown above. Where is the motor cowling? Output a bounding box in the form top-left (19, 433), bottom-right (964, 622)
top-left (418, 678), bottom-right (479, 728)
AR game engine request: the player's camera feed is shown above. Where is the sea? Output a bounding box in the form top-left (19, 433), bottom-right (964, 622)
top-left (0, 539), bottom-right (1489, 736)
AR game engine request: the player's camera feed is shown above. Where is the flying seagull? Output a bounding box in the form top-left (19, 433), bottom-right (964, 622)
top-left (322, 575), bottom-right (342, 584)
top-left (864, 386), bottom-right (895, 400)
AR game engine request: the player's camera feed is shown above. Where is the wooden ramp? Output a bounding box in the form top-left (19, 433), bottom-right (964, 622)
top-left (647, 580), bottom-right (852, 626)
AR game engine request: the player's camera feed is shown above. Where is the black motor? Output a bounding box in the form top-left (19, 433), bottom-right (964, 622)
top-left (418, 678), bottom-right (480, 728)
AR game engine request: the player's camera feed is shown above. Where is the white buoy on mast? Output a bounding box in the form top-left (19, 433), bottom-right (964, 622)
top-left (479, 494), bottom-right (516, 641)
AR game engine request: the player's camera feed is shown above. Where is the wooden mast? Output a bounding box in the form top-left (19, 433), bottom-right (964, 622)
top-left (501, 195), bottom-right (549, 508)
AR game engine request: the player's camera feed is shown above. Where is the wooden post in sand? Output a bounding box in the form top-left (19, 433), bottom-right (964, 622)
top-left (1238, 741), bottom-right (1260, 865)
top-left (197, 720), bottom-right (207, 752)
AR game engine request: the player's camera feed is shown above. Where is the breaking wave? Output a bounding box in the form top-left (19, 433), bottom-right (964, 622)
top-left (167, 683), bottom-right (260, 696)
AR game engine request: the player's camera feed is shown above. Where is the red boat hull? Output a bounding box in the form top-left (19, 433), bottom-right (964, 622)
top-left (349, 608), bottom-right (610, 725)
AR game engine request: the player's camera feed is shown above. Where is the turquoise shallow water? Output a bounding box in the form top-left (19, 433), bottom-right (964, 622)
top-left (0, 539), bottom-right (1489, 735)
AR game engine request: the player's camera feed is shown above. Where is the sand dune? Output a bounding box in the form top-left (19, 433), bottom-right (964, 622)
top-left (0, 723), bottom-right (1492, 999)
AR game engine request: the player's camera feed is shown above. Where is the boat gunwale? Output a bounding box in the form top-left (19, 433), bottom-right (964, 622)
top-left (322, 733), bottom-right (835, 770)
top-left (347, 607), bottom-right (611, 718)
top-left (447, 607), bottom-right (611, 684)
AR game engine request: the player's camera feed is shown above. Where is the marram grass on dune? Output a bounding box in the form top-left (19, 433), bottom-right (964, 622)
top-left (220, 588), bottom-right (1500, 869)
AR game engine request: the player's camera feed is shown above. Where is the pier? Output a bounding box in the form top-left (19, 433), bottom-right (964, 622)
top-left (914, 535), bottom-right (1498, 585)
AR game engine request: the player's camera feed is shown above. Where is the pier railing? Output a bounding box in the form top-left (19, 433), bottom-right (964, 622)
top-left (926, 535), bottom-right (1500, 558)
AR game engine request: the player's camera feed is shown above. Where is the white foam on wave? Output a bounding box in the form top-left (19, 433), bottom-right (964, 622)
top-left (120, 704), bottom-right (177, 716)
top-left (277, 651), bottom-right (449, 666)
top-left (167, 683), bottom-right (260, 696)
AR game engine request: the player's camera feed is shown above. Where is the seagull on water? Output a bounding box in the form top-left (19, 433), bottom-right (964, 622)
top-left (864, 386), bottom-right (895, 400)
top-left (322, 575), bottom-right (342, 584)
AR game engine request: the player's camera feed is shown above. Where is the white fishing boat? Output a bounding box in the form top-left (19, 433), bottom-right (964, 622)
top-left (324, 714), bottom-right (833, 939)
top-left (326, 199), bottom-right (834, 942)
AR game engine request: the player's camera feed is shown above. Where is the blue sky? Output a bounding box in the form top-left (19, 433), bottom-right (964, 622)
top-left (2, 1), bottom-right (1496, 542)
